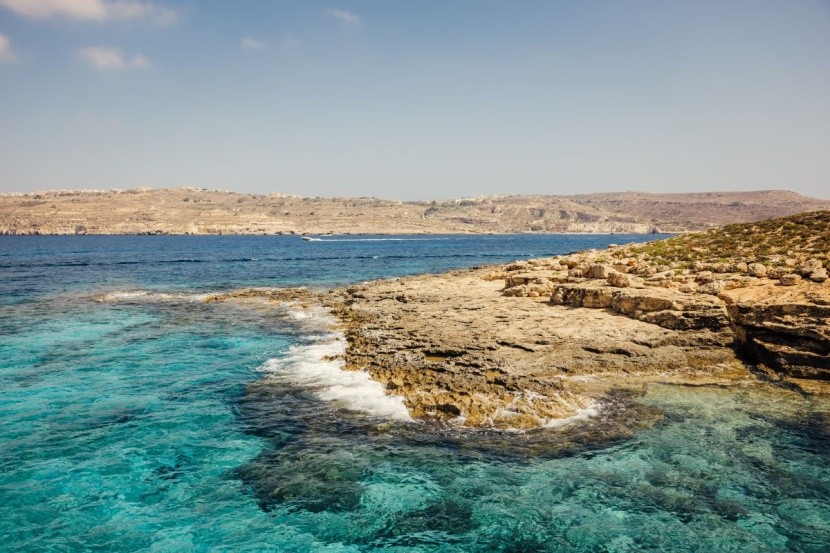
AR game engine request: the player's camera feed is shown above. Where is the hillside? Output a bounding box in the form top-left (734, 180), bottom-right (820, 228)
top-left (569, 190), bottom-right (829, 230)
top-left (1, 188), bottom-right (827, 236)
top-left (626, 209), bottom-right (830, 270)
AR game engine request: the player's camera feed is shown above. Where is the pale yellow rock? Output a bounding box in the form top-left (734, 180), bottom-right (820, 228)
top-left (780, 274), bottom-right (801, 286)
top-left (206, 210), bottom-right (830, 430)
top-left (748, 263), bottom-right (767, 277)
top-left (588, 264), bottom-right (612, 279)
top-left (810, 268), bottom-right (828, 283)
top-left (799, 259), bottom-right (824, 276)
top-left (607, 272), bottom-right (631, 288)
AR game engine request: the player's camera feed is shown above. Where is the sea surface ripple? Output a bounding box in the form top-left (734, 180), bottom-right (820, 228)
top-left (1, 234), bottom-right (828, 552)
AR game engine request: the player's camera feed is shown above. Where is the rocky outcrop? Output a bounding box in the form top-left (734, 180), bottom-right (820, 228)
top-left (324, 211), bottom-right (830, 427)
top-left (550, 281), bottom-right (732, 333)
top-left (723, 286), bottom-right (830, 381)
top-left (317, 269), bottom-right (750, 430)
top-left (497, 213), bottom-right (830, 388)
top-left (206, 210), bottom-right (829, 429)
top-left (607, 272), bottom-right (631, 288)
top-left (541, 275), bottom-right (829, 383)
top-left (780, 274), bottom-right (801, 286)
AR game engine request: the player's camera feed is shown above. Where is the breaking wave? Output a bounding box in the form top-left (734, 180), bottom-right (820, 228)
top-left (258, 339), bottom-right (412, 422)
top-left (94, 290), bottom-right (213, 303)
top-left (258, 309), bottom-right (412, 422)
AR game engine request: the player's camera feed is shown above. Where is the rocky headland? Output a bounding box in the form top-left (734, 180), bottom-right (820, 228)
top-left (2, 187), bottom-right (828, 235)
top-left (209, 211), bottom-right (830, 430)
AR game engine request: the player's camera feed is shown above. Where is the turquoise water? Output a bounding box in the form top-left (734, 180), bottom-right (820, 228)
top-left (1, 235), bottom-right (828, 552)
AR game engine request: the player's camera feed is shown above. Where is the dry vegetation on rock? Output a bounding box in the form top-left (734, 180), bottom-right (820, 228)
top-left (626, 210), bottom-right (830, 271)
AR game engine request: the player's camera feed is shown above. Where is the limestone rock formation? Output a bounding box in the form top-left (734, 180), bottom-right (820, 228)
top-left (513, 210), bottom-right (830, 385)
top-left (208, 210), bottom-right (829, 430)
top-left (320, 272), bottom-right (746, 429)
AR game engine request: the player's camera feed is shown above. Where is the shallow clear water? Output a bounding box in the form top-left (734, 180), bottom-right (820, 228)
top-left (1, 235), bottom-right (828, 552)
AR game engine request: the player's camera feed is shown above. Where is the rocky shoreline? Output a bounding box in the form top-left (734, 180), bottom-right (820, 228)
top-left (205, 211), bottom-right (829, 431)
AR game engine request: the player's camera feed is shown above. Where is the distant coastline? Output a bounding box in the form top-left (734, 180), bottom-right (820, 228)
top-left (2, 187), bottom-right (828, 236)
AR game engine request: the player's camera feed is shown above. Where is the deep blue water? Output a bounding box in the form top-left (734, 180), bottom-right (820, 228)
top-left (1, 235), bottom-right (828, 552)
top-left (0, 234), bottom-right (658, 303)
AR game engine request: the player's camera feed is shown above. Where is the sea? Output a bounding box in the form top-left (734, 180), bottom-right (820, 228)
top-left (1, 234), bottom-right (828, 552)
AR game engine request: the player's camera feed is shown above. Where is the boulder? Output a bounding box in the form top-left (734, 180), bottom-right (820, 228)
top-left (694, 271), bottom-right (715, 283)
top-left (724, 277), bottom-right (752, 290)
top-left (809, 268), bottom-right (828, 283)
top-left (698, 280), bottom-right (726, 295)
top-left (748, 263), bottom-right (767, 278)
top-left (779, 274), bottom-right (801, 286)
top-left (607, 272), bottom-right (631, 288)
top-left (588, 264), bottom-right (612, 279)
top-left (799, 259), bottom-right (824, 276)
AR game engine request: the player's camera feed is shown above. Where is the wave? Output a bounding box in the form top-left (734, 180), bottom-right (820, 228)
top-left (258, 309), bottom-right (412, 422)
top-left (304, 237), bottom-right (451, 242)
top-left (543, 402), bottom-right (600, 428)
top-left (95, 290), bottom-right (413, 421)
top-left (489, 391), bottom-right (600, 430)
top-left (283, 305), bottom-right (344, 334)
top-left (94, 290), bottom-right (213, 303)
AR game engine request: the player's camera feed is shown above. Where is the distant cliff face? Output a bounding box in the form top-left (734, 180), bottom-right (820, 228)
top-left (0, 188), bottom-right (827, 235)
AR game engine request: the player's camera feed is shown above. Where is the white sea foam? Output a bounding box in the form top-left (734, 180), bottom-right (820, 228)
top-left (96, 290), bottom-right (212, 303)
top-left (99, 290), bottom-right (151, 301)
top-left (490, 391), bottom-right (600, 430)
top-left (306, 237), bottom-right (449, 242)
top-left (282, 305), bottom-right (342, 335)
top-left (543, 402), bottom-right (600, 428)
top-left (259, 309), bottom-right (413, 422)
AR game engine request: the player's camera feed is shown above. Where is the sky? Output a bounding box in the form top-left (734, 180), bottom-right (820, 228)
top-left (0, 1), bottom-right (829, 200)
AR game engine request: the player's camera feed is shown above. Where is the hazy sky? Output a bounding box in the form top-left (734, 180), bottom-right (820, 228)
top-left (1, 1), bottom-right (829, 200)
